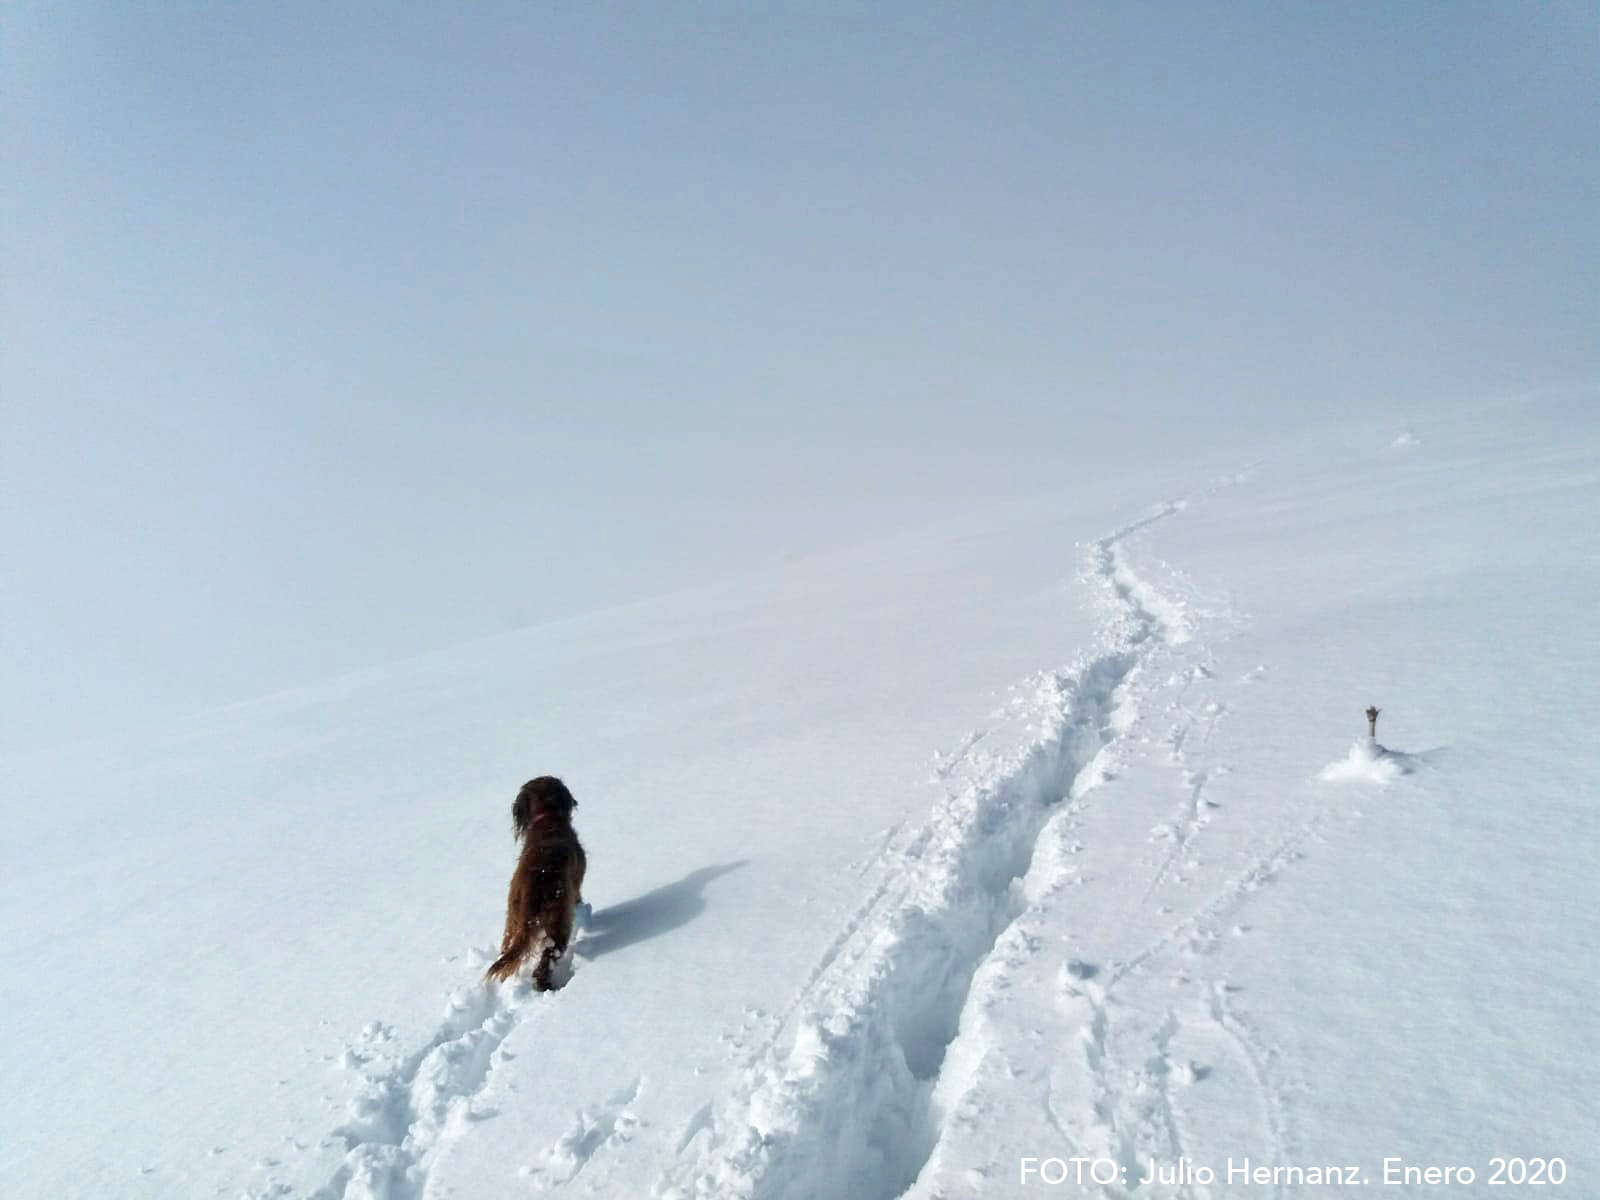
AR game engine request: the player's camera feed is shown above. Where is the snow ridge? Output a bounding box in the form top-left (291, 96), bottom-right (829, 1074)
top-left (656, 501), bottom-right (1200, 1200)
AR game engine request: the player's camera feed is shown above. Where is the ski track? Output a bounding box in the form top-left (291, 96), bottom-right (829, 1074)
top-left (653, 493), bottom-right (1277, 1200)
top-left (1043, 824), bottom-right (1312, 1200)
top-left (897, 524), bottom-right (1301, 1200)
top-left (1143, 701), bottom-right (1230, 904)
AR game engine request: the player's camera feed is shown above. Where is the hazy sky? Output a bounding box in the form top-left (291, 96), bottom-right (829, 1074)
top-left (4, 3), bottom-right (1596, 749)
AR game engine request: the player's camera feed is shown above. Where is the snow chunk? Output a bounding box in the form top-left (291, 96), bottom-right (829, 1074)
top-left (1319, 738), bottom-right (1423, 784)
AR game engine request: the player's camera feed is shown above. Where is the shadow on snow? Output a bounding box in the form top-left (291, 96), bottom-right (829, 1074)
top-left (576, 860), bottom-right (749, 959)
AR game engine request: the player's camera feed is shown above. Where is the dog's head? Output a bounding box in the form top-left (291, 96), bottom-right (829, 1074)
top-left (512, 775), bottom-right (578, 838)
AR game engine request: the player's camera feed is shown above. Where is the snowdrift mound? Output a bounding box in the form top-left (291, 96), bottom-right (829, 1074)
top-left (1318, 738), bottom-right (1425, 784)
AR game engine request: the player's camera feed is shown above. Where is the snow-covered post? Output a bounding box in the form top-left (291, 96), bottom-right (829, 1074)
top-left (1366, 706), bottom-right (1380, 738)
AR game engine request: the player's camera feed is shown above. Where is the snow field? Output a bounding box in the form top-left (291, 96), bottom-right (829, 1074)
top-left (5, 398), bottom-right (1597, 1199)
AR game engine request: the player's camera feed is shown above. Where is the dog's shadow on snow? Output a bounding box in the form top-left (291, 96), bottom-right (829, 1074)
top-left (576, 860), bottom-right (748, 960)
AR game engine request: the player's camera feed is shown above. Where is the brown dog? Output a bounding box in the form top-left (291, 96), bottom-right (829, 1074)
top-left (485, 776), bottom-right (587, 990)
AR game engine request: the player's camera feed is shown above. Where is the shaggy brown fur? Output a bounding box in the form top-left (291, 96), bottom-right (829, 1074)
top-left (485, 776), bottom-right (587, 989)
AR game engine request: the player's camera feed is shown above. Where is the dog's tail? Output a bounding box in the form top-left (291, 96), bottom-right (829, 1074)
top-left (486, 886), bottom-right (539, 982)
top-left (485, 930), bottom-right (531, 982)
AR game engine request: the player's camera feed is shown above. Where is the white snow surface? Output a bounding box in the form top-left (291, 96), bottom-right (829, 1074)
top-left (4, 398), bottom-right (1598, 1199)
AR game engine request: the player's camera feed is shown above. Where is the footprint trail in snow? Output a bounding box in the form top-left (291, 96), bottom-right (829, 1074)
top-left (653, 483), bottom-right (1310, 1200)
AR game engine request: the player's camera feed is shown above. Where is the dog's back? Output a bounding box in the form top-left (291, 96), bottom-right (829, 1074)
top-left (504, 820), bottom-right (586, 943)
top-left (486, 777), bottom-right (586, 988)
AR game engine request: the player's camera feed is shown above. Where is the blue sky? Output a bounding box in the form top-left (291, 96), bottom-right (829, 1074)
top-left (4, 3), bottom-right (1596, 747)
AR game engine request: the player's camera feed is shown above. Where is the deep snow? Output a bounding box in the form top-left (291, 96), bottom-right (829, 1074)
top-left (3, 395), bottom-right (1597, 1199)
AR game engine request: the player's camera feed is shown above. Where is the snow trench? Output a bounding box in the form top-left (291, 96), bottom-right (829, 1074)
top-left (656, 505), bottom-right (1194, 1200)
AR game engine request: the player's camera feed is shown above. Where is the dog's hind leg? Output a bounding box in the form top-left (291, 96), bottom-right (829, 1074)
top-left (533, 904), bottom-right (576, 991)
